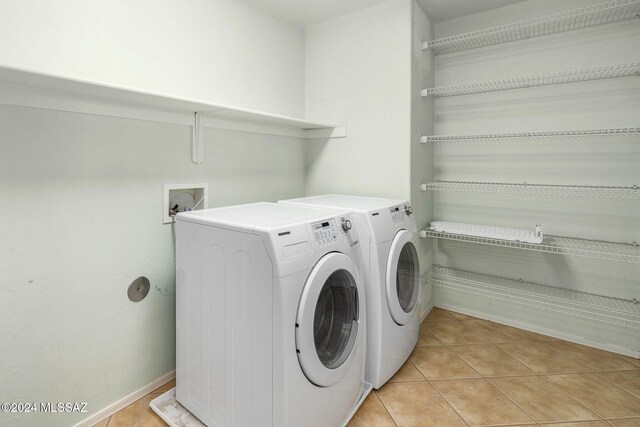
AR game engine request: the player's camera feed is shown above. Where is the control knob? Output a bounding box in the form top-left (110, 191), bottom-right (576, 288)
top-left (341, 218), bottom-right (352, 232)
top-left (405, 205), bottom-right (413, 216)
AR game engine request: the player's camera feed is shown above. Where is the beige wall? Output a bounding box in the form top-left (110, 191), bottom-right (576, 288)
top-left (304, 0), bottom-right (413, 200)
top-left (0, 0), bottom-right (305, 117)
top-left (431, 0), bottom-right (640, 353)
top-left (0, 1), bottom-right (307, 425)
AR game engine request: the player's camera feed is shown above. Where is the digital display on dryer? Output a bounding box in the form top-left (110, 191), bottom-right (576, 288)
top-left (312, 221), bottom-right (331, 230)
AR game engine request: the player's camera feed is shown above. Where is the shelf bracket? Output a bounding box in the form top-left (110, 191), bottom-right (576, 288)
top-left (192, 112), bottom-right (205, 164)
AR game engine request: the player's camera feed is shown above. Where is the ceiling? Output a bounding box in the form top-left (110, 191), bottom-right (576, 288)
top-left (255, 0), bottom-right (528, 26)
top-left (416, 0), bottom-right (529, 23)
top-left (254, 0), bottom-right (391, 26)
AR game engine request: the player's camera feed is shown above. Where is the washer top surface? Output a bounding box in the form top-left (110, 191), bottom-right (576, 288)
top-left (175, 202), bottom-right (350, 234)
top-left (282, 194), bottom-right (406, 213)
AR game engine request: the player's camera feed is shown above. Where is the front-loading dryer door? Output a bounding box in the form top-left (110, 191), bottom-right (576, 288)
top-left (385, 230), bottom-right (420, 325)
top-left (296, 252), bottom-right (360, 387)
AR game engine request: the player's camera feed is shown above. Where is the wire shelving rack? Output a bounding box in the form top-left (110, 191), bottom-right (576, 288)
top-left (423, 0), bottom-right (640, 55)
top-left (420, 229), bottom-right (640, 263)
top-left (419, 180), bottom-right (640, 199)
top-left (421, 61), bottom-right (640, 98)
top-left (427, 266), bottom-right (640, 328)
top-left (420, 127), bottom-right (640, 144)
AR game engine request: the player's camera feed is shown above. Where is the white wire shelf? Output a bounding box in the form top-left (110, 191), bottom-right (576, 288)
top-left (420, 180), bottom-right (640, 199)
top-left (421, 127), bottom-right (640, 144)
top-left (0, 65), bottom-right (346, 165)
top-left (420, 228), bottom-right (640, 263)
top-left (421, 61), bottom-right (640, 98)
top-left (427, 266), bottom-right (640, 329)
top-left (423, 0), bottom-right (640, 55)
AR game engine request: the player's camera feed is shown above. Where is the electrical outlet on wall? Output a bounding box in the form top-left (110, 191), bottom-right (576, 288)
top-left (164, 183), bottom-right (208, 224)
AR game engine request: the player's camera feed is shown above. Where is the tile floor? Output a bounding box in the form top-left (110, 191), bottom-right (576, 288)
top-left (350, 308), bottom-right (640, 427)
top-left (94, 308), bottom-right (640, 427)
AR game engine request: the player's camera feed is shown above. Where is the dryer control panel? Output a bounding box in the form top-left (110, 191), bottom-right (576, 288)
top-left (311, 216), bottom-right (351, 247)
top-left (390, 205), bottom-right (406, 226)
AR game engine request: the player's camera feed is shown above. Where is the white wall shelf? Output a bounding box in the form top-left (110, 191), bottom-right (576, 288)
top-left (421, 61), bottom-right (640, 98)
top-left (420, 180), bottom-right (640, 199)
top-left (422, 0), bottom-right (640, 55)
top-left (421, 127), bottom-right (640, 144)
top-left (0, 65), bottom-right (346, 164)
top-left (427, 266), bottom-right (640, 328)
top-left (420, 228), bottom-right (640, 263)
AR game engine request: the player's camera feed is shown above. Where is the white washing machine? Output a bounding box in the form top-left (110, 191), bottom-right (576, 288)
top-left (279, 195), bottom-right (420, 389)
top-left (175, 202), bottom-right (369, 427)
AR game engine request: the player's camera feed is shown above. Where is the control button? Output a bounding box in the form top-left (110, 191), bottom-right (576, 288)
top-left (341, 218), bottom-right (352, 231)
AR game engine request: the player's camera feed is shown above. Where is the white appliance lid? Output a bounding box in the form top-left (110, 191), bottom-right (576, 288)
top-left (175, 202), bottom-right (349, 233)
top-left (282, 194), bottom-right (406, 212)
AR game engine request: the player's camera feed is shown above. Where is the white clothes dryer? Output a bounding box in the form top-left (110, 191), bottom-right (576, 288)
top-left (279, 195), bottom-right (420, 389)
top-left (175, 202), bottom-right (369, 427)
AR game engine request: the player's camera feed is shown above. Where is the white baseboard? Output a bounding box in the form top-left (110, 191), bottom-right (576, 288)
top-left (421, 301), bottom-right (434, 322)
top-left (73, 370), bottom-right (176, 427)
top-left (435, 302), bottom-right (640, 359)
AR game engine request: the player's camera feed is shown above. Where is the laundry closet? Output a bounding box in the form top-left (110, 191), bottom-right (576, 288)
top-left (0, 0), bottom-right (638, 426)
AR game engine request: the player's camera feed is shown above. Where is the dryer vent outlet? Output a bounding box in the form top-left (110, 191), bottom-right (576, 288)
top-left (164, 183), bottom-right (208, 224)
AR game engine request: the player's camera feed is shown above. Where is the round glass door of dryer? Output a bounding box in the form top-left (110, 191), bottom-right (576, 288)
top-left (385, 230), bottom-right (420, 325)
top-left (296, 253), bottom-right (361, 387)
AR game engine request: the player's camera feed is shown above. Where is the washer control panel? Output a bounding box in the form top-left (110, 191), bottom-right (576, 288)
top-left (311, 216), bottom-right (349, 247)
top-left (390, 205), bottom-right (406, 226)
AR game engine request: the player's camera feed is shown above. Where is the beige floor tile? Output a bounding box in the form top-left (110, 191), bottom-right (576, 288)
top-left (489, 376), bottom-right (598, 423)
top-left (410, 346), bottom-right (481, 380)
top-left (451, 344), bottom-right (536, 377)
top-left (546, 373), bottom-right (640, 419)
top-left (426, 321), bottom-right (493, 345)
top-left (447, 311), bottom-right (478, 321)
top-left (499, 342), bottom-right (589, 374)
top-left (150, 379), bottom-right (176, 395)
top-left (92, 418), bottom-right (110, 427)
top-left (546, 342), bottom-right (638, 371)
top-left (597, 371), bottom-right (640, 398)
top-left (417, 328), bottom-right (445, 346)
top-left (107, 395), bottom-right (165, 427)
top-left (426, 307), bottom-right (459, 321)
top-left (464, 320), bottom-right (534, 343)
top-left (348, 392), bottom-right (395, 427)
top-left (539, 422), bottom-right (610, 426)
top-left (377, 381), bottom-right (466, 427)
top-left (619, 355), bottom-right (640, 368)
top-left (608, 418), bottom-right (640, 426)
top-left (388, 360), bottom-right (425, 382)
top-left (431, 378), bottom-right (533, 426)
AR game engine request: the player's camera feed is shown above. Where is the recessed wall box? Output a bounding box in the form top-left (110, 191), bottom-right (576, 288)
top-left (163, 183), bottom-right (208, 224)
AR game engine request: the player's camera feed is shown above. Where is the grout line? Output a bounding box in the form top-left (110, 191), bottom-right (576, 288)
top-left (408, 358), bottom-right (427, 381)
top-left (538, 374), bottom-right (607, 421)
top-left (483, 376), bottom-right (538, 425)
top-left (495, 342), bottom-right (589, 375)
top-left (460, 328), bottom-right (540, 425)
top-left (616, 355), bottom-right (640, 368)
top-left (538, 342), bottom-right (594, 371)
top-left (427, 377), bottom-right (470, 427)
top-left (449, 346), bottom-right (483, 378)
top-left (592, 371), bottom-right (640, 401)
top-left (373, 389), bottom-right (399, 427)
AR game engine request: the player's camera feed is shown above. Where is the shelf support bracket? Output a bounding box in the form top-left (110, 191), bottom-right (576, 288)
top-left (192, 112), bottom-right (205, 164)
